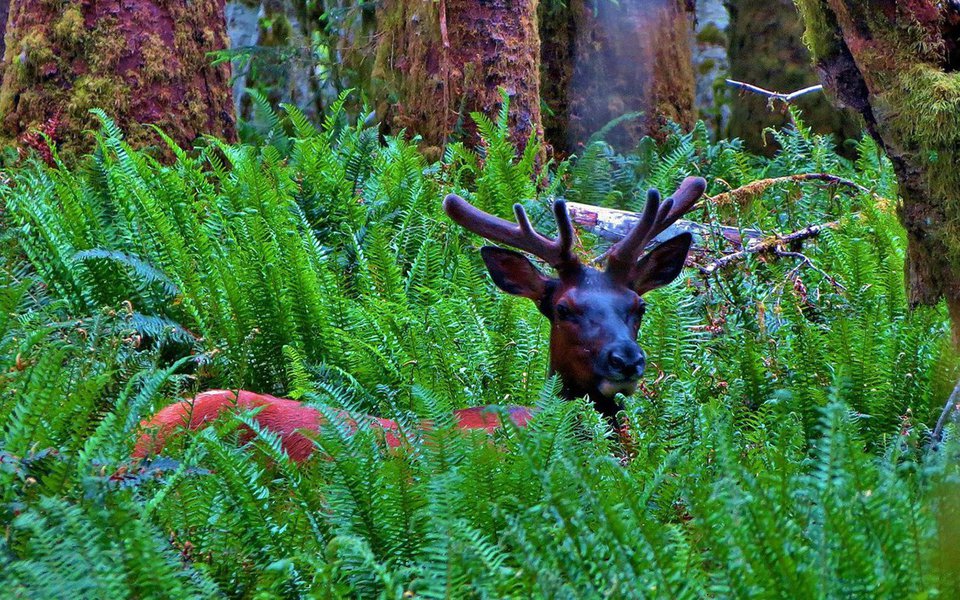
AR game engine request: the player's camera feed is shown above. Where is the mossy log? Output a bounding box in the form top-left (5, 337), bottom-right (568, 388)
top-left (372, 0), bottom-right (543, 157)
top-left (793, 0), bottom-right (960, 337)
top-left (0, 0), bottom-right (236, 160)
top-left (540, 0), bottom-right (697, 153)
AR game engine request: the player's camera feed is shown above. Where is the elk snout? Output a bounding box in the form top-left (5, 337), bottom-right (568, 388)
top-left (603, 342), bottom-right (645, 380)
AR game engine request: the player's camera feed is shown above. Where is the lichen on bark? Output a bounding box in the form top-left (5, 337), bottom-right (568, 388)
top-left (0, 0), bottom-right (236, 161)
top-left (794, 0), bottom-right (960, 337)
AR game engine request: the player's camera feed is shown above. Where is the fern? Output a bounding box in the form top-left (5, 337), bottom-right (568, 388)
top-left (0, 105), bottom-right (955, 598)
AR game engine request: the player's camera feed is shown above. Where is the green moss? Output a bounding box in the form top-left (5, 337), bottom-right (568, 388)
top-left (141, 33), bottom-right (173, 83)
top-left (886, 66), bottom-right (960, 189)
top-left (18, 30), bottom-right (56, 71)
top-left (90, 18), bottom-right (125, 72)
top-left (793, 0), bottom-right (843, 60)
top-left (259, 14), bottom-right (293, 46)
top-left (868, 65), bottom-right (960, 267)
top-left (696, 23), bottom-right (726, 46)
top-left (0, 0), bottom-right (236, 158)
top-left (68, 75), bottom-right (127, 119)
top-left (53, 7), bottom-right (84, 43)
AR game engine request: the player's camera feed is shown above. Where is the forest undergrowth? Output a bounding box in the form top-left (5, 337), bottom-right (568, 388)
top-left (1, 98), bottom-right (959, 598)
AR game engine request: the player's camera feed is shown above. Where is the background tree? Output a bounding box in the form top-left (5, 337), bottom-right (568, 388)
top-left (0, 0), bottom-right (236, 159)
top-left (793, 1), bottom-right (960, 335)
top-left (225, 0), bottom-right (372, 125)
top-left (541, 0), bottom-right (697, 153)
top-left (725, 0), bottom-right (859, 155)
top-left (372, 0), bottom-right (543, 157)
top-left (0, 1), bottom-right (9, 59)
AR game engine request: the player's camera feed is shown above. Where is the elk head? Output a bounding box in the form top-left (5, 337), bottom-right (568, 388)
top-left (444, 176), bottom-right (705, 423)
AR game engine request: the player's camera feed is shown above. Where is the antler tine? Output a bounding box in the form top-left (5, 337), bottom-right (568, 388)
top-left (605, 176), bottom-right (706, 280)
top-left (606, 188), bottom-right (661, 277)
top-left (443, 194), bottom-right (581, 270)
top-left (663, 176), bottom-right (706, 226)
top-left (552, 199), bottom-right (577, 266)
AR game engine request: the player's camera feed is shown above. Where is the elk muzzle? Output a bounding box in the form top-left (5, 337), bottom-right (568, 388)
top-left (597, 340), bottom-right (645, 398)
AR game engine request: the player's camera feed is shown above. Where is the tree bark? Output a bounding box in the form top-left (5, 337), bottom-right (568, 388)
top-left (793, 1), bottom-right (960, 338)
top-left (0, 0), bottom-right (236, 159)
top-left (372, 0), bottom-right (543, 156)
top-left (540, 0), bottom-right (697, 154)
top-left (0, 0), bottom-right (9, 59)
top-left (725, 0), bottom-right (859, 155)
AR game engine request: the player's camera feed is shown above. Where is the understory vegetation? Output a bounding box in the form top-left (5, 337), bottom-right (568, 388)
top-left (2, 100), bottom-right (960, 598)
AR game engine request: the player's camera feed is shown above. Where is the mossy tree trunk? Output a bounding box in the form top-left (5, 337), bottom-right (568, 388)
top-left (540, 0), bottom-right (697, 154)
top-left (539, 1), bottom-right (575, 154)
top-left (0, 0), bottom-right (236, 159)
top-left (372, 0), bottom-right (543, 156)
top-left (726, 0), bottom-right (859, 155)
top-left (794, 1), bottom-right (960, 337)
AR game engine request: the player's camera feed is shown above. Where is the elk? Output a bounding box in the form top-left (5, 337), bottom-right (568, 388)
top-left (134, 177), bottom-right (703, 461)
top-left (443, 176), bottom-right (705, 424)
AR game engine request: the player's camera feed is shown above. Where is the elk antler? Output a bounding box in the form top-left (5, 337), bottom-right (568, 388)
top-left (443, 194), bottom-right (581, 271)
top-left (605, 176), bottom-right (706, 282)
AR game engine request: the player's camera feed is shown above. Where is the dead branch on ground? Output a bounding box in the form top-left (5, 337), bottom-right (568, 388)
top-left (698, 220), bottom-right (840, 276)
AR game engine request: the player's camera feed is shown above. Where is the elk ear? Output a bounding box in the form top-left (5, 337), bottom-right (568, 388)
top-left (630, 233), bottom-right (693, 295)
top-left (480, 246), bottom-right (550, 301)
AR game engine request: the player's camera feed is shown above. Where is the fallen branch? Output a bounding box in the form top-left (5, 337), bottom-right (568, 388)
top-left (698, 220), bottom-right (839, 276)
top-left (774, 250), bottom-right (846, 292)
top-left (725, 79), bottom-right (824, 104)
top-left (709, 173), bottom-right (873, 207)
top-left (567, 172), bottom-right (869, 254)
top-left (931, 378), bottom-right (960, 446)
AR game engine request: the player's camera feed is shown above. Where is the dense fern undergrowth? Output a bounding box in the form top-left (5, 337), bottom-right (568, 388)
top-left (2, 99), bottom-right (960, 598)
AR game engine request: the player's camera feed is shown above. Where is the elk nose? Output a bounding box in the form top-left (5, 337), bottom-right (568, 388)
top-left (606, 344), bottom-right (645, 378)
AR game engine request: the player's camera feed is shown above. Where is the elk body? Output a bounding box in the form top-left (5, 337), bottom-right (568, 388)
top-left (133, 389), bottom-right (536, 462)
top-left (135, 178), bottom-right (704, 460)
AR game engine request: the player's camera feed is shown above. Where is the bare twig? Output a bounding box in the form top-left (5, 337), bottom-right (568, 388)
top-left (774, 250), bottom-right (847, 292)
top-left (931, 378), bottom-right (960, 445)
top-left (725, 79), bottom-right (824, 103)
top-left (698, 220), bottom-right (840, 276)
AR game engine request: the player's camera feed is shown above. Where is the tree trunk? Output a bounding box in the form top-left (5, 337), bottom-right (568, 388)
top-left (691, 0), bottom-right (730, 135)
top-left (539, 1), bottom-right (575, 155)
top-left (0, 0), bottom-right (9, 59)
top-left (227, 0), bottom-right (359, 125)
top-left (0, 0), bottom-right (236, 159)
top-left (726, 0), bottom-right (859, 155)
top-left (541, 0), bottom-right (697, 154)
top-left (230, 0), bottom-right (320, 124)
top-left (372, 0), bottom-right (543, 157)
top-left (793, 1), bottom-right (960, 337)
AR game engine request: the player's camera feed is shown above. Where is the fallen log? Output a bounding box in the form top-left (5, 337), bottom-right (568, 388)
top-left (566, 201), bottom-right (763, 251)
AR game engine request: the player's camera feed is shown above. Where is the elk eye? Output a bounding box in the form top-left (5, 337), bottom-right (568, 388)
top-left (628, 302), bottom-right (646, 322)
